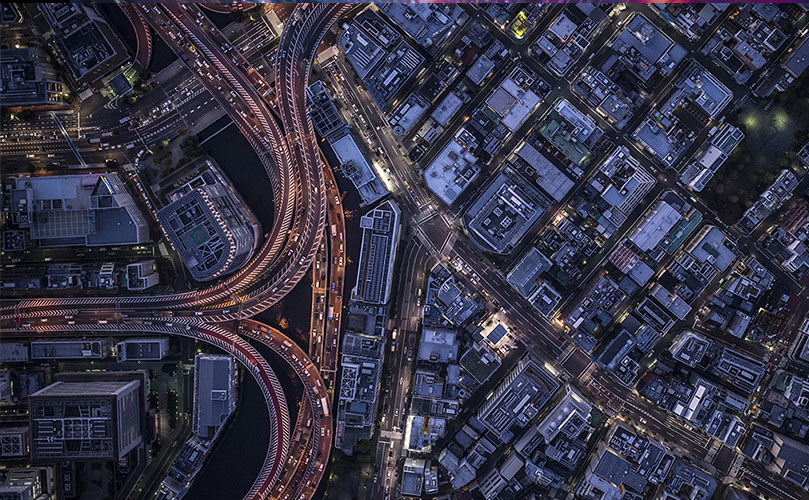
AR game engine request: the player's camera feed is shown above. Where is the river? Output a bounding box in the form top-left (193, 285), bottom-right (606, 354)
top-left (185, 120), bottom-right (315, 499)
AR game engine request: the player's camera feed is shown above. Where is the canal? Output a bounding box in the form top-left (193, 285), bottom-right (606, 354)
top-left (186, 120), bottom-right (320, 498)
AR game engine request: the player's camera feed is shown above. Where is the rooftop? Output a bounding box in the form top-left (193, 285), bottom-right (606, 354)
top-left (193, 354), bottom-right (236, 440)
top-left (669, 331), bottom-right (710, 367)
top-left (538, 388), bottom-right (592, 443)
top-left (477, 356), bottom-right (559, 442)
top-left (418, 327), bottom-right (459, 364)
top-left (39, 4), bottom-right (129, 84)
top-left (507, 246), bottom-right (552, 298)
top-left (592, 448), bottom-right (647, 494)
top-left (353, 200), bottom-right (401, 305)
top-left (11, 174), bottom-right (148, 248)
top-left (424, 132), bottom-right (481, 205)
top-left (331, 128), bottom-right (387, 207)
top-left (515, 142), bottom-right (574, 202)
top-left (465, 166), bottom-right (550, 254)
top-left (158, 174), bottom-right (257, 282)
top-left (630, 200), bottom-right (682, 252)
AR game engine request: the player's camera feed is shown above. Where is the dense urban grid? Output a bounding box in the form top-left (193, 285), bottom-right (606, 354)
top-left (2, 3), bottom-right (809, 500)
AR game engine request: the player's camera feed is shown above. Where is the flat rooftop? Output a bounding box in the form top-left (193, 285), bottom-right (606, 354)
top-left (424, 133), bottom-right (481, 205)
top-left (465, 167), bottom-right (550, 254)
top-left (630, 201), bottom-right (682, 252)
top-left (331, 128), bottom-right (387, 207)
top-left (515, 142), bottom-right (573, 202)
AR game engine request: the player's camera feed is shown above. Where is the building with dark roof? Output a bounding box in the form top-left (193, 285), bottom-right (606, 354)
top-left (0, 466), bottom-right (51, 500)
top-left (578, 446), bottom-right (647, 499)
top-left (0, 48), bottom-right (67, 109)
top-left (663, 460), bottom-right (717, 500)
top-left (336, 334), bottom-right (385, 454)
top-left (38, 4), bottom-right (129, 86)
top-left (514, 142), bottom-right (574, 202)
top-left (770, 433), bottom-right (809, 490)
top-left (353, 200), bottom-right (400, 305)
top-left (459, 343), bottom-right (501, 386)
top-left (338, 10), bottom-right (423, 109)
top-left (465, 167), bottom-right (550, 254)
top-left (477, 355), bottom-right (559, 443)
top-left (784, 35), bottom-right (809, 78)
top-left (331, 127), bottom-right (388, 207)
top-left (193, 354), bottom-right (237, 441)
top-left (507, 247), bottom-right (552, 299)
top-left (306, 81), bottom-right (345, 140)
top-left (378, 4), bottom-right (467, 55)
top-left (158, 173), bottom-right (259, 282)
top-left (29, 380), bottom-right (141, 460)
top-left (117, 338), bottom-right (169, 362)
top-left (30, 339), bottom-right (112, 360)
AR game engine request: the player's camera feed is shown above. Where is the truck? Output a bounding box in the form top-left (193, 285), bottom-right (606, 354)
top-left (331, 224), bottom-right (337, 238)
top-left (327, 306), bottom-right (334, 320)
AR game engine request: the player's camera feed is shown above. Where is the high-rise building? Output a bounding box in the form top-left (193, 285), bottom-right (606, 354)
top-left (770, 433), bottom-right (809, 490)
top-left (29, 380), bottom-right (141, 460)
top-left (305, 81), bottom-right (345, 140)
top-left (477, 356), bottom-right (559, 443)
top-left (335, 334), bottom-right (384, 454)
top-left (352, 200), bottom-right (401, 305)
top-left (38, 4), bottom-right (129, 86)
top-left (464, 167), bottom-right (550, 255)
top-left (193, 354), bottom-right (237, 440)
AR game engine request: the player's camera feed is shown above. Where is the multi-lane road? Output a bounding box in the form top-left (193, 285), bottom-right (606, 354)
top-left (5, 4), bottom-right (809, 500)
top-left (327, 5), bottom-right (809, 499)
top-left (1, 4), bottom-right (348, 499)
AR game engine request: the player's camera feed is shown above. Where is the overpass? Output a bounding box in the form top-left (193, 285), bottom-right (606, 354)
top-left (120, 4), bottom-right (152, 70)
top-left (0, 4), bottom-right (348, 500)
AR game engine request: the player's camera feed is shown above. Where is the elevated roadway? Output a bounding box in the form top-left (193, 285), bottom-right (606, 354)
top-left (120, 4), bottom-right (152, 70)
top-left (1, 320), bottom-right (289, 498)
top-left (0, 4), bottom-right (348, 499)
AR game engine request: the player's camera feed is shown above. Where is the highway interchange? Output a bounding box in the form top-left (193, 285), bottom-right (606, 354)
top-left (2, 4), bottom-right (344, 499)
top-left (3, 4), bottom-right (809, 500)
